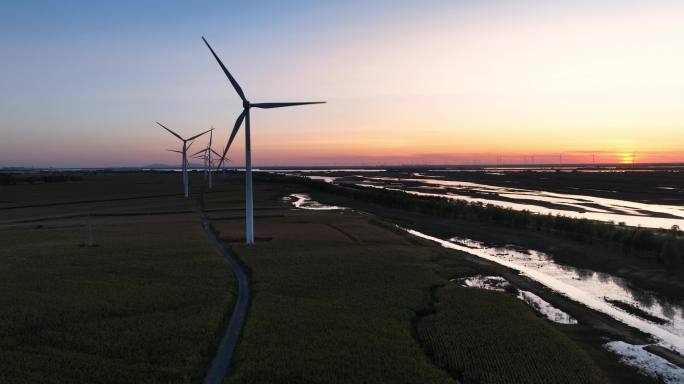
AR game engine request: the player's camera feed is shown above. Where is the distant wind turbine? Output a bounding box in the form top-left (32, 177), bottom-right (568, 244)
top-left (202, 36), bottom-right (326, 244)
top-left (158, 122), bottom-right (212, 198)
top-left (191, 128), bottom-right (218, 189)
top-left (193, 146), bottom-right (225, 190)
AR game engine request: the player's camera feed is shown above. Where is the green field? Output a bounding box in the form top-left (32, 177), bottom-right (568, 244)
top-left (417, 286), bottom-right (606, 384)
top-left (0, 172), bottom-right (657, 383)
top-left (0, 173), bottom-right (234, 383)
top-left (212, 212), bottom-right (456, 383)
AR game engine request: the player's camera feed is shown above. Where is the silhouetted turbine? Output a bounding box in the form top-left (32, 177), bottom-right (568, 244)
top-left (202, 36), bottom-right (325, 244)
top-left (157, 122), bottom-right (212, 198)
top-left (191, 128), bottom-right (220, 190)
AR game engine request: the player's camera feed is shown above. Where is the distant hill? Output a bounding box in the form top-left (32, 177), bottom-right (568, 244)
top-left (142, 163), bottom-right (206, 169)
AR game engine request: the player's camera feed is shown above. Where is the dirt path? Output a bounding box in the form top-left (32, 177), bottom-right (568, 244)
top-left (197, 201), bottom-right (250, 384)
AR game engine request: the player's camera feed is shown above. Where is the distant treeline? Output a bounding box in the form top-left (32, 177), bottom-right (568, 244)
top-left (258, 173), bottom-right (684, 267)
top-left (0, 173), bottom-right (84, 185)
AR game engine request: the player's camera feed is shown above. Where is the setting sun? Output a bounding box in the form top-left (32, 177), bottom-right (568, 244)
top-left (618, 152), bottom-right (636, 164)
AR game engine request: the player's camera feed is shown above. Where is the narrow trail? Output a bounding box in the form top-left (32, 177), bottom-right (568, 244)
top-left (197, 196), bottom-right (250, 384)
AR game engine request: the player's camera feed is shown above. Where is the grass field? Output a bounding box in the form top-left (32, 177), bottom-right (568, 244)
top-left (212, 212), bottom-right (456, 383)
top-left (0, 173), bottom-right (234, 383)
top-left (417, 285), bottom-right (607, 384)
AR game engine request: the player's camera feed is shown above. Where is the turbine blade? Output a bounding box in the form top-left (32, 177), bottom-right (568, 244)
top-left (191, 148), bottom-right (209, 157)
top-left (187, 128), bottom-right (213, 142)
top-left (167, 149), bottom-right (183, 153)
top-left (186, 140), bottom-right (194, 151)
top-left (202, 37), bottom-right (247, 102)
top-left (156, 122), bottom-right (183, 140)
top-left (217, 110), bottom-right (246, 169)
top-left (210, 148), bottom-right (222, 158)
top-left (251, 101), bottom-right (326, 109)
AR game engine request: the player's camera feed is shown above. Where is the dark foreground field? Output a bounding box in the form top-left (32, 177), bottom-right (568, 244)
top-left (0, 174), bottom-right (234, 383)
top-left (0, 172), bottom-right (660, 383)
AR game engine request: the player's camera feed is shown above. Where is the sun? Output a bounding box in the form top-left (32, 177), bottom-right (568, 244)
top-left (618, 152), bottom-right (634, 164)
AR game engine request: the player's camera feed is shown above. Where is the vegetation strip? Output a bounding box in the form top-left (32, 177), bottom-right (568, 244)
top-left (261, 173), bottom-right (684, 266)
top-left (197, 202), bottom-right (251, 384)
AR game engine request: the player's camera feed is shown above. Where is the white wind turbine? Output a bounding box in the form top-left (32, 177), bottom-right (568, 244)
top-left (158, 122), bottom-right (212, 198)
top-left (192, 147), bottom-right (224, 190)
top-left (191, 149), bottom-right (209, 182)
top-left (168, 144), bottom-right (195, 175)
top-left (190, 128), bottom-right (224, 190)
top-left (202, 36), bottom-right (325, 244)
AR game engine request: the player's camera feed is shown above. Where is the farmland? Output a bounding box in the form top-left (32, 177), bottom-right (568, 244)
top-left (417, 286), bottom-right (606, 384)
top-left (0, 172), bottom-right (666, 383)
top-left (0, 173), bottom-right (234, 383)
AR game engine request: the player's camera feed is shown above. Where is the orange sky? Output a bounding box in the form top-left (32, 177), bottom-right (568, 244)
top-left (1, 1), bottom-right (683, 167)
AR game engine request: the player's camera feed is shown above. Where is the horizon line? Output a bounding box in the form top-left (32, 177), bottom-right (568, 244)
top-left (3, 161), bottom-right (684, 170)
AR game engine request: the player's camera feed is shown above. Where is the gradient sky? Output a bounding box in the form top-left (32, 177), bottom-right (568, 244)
top-left (1, 0), bottom-right (683, 167)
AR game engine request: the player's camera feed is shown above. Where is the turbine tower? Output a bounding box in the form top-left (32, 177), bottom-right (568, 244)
top-left (202, 36), bottom-right (325, 244)
top-left (191, 128), bottom-right (222, 190)
top-left (169, 146), bottom-right (197, 185)
top-left (191, 149), bottom-right (209, 182)
top-left (158, 122), bottom-right (212, 198)
top-left (193, 147), bottom-right (224, 190)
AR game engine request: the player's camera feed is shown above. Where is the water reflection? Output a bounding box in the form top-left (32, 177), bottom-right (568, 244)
top-left (278, 170), bottom-right (684, 229)
top-left (604, 341), bottom-right (684, 384)
top-left (454, 275), bottom-right (578, 325)
top-left (286, 194), bottom-right (346, 210)
top-left (366, 176), bottom-right (684, 229)
top-left (449, 236), bottom-right (684, 335)
top-left (405, 228), bottom-right (684, 355)
top-left (284, 191), bottom-right (683, 376)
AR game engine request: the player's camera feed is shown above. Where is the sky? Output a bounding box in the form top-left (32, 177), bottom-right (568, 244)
top-left (1, 0), bottom-right (683, 167)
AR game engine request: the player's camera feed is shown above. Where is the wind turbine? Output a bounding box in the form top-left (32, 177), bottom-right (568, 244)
top-left (192, 149), bottom-right (209, 181)
top-left (168, 147), bottom-right (197, 187)
top-left (191, 128), bottom-right (223, 190)
top-left (202, 36), bottom-right (325, 244)
top-left (158, 122), bottom-right (212, 198)
top-left (192, 148), bottom-right (223, 189)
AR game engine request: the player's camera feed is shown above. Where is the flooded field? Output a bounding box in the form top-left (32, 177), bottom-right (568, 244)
top-left (274, 169), bottom-right (684, 229)
top-left (407, 229), bottom-right (684, 353)
top-left (289, 192), bottom-right (684, 381)
top-left (285, 193), bottom-right (346, 210)
top-left (447, 236), bottom-right (684, 344)
top-left (455, 275), bottom-right (578, 325)
top-left (288, 193), bottom-right (684, 348)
